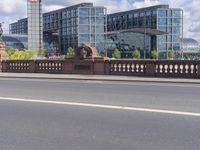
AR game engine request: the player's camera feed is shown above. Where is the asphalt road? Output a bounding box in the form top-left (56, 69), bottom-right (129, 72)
top-left (0, 78), bottom-right (200, 150)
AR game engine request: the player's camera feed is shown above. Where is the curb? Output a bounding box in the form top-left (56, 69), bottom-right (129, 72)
top-left (0, 74), bottom-right (200, 85)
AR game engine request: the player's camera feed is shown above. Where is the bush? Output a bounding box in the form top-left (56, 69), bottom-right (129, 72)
top-left (132, 50), bottom-right (141, 59)
top-left (5, 46), bottom-right (15, 58)
top-left (168, 51), bottom-right (175, 59)
top-left (151, 49), bottom-right (158, 59)
top-left (37, 48), bottom-right (46, 57)
top-left (112, 48), bottom-right (121, 58)
top-left (66, 47), bottom-right (75, 58)
top-left (10, 50), bottom-right (35, 60)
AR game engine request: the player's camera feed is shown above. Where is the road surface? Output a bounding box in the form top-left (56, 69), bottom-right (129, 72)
top-left (0, 78), bottom-right (200, 150)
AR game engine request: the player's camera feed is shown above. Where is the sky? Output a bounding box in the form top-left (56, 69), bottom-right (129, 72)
top-left (0, 0), bottom-right (200, 42)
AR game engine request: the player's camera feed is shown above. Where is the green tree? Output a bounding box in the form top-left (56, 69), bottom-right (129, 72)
top-left (10, 50), bottom-right (24, 59)
top-left (112, 48), bottom-right (121, 58)
top-left (151, 49), bottom-right (158, 59)
top-left (38, 48), bottom-right (46, 57)
top-left (168, 50), bottom-right (175, 60)
top-left (5, 46), bottom-right (16, 58)
top-left (66, 47), bottom-right (75, 58)
top-left (25, 50), bottom-right (35, 59)
top-left (10, 50), bottom-right (36, 60)
top-left (132, 50), bottom-right (141, 59)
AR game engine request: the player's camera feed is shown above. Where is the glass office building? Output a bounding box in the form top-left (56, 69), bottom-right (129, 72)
top-left (27, 0), bottom-right (43, 55)
top-left (10, 3), bottom-right (106, 55)
top-left (157, 8), bottom-right (183, 58)
top-left (77, 7), bottom-right (106, 52)
top-left (106, 32), bottom-right (151, 58)
top-left (9, 18), bottom-right (28, 35)
top-left (107, 5), bottom-right (183, 59)
top-left (10, 4), bottom-right (183, 59)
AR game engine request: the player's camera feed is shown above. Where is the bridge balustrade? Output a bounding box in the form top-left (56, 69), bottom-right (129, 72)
top-left (1, 59), bottom-right (200, 78)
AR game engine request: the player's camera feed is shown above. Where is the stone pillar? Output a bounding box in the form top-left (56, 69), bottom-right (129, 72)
top-left (93, 59), bottom-right (106, 75)
top-left (145, 61), bottom-right (156, 77)
top-left (104, 60), bottom-right (110, 75)
top-left (198, 63), bottom-right (200, 78)
top-left (0, 42), bottom-right (8, 61)
top-left (63, 59), bottom-right (73, 74)
top-left (1, 60), bottom-right (7, 72)
top-left (0, 42), bottom-right (9, 72)
top-left (29, 60), bottom-right (36, 73)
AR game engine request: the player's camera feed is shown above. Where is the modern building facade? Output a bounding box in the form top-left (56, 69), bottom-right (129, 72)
top-left (10, 3), bottom-right (106, 55)
top-left (106, 5), bottom-right (183, 59)
top-left (9, 18), bottom-right (28, 35)
top-left (27, 0), bottom-right (43, 55)
top-left (10, 3), bottom-right (183, 59)
top-left (2, 34), bottom-right (28, 50)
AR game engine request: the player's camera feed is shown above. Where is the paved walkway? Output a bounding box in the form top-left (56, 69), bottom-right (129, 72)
top-left (0, 72), bottom-right (200, 84)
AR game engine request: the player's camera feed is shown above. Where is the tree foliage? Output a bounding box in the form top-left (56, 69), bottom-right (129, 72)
top-left (5, 46), bottom-right (15, 57)
top-left (38, 48), bottom-right (46, 57)
top-left (112, 48), bottom-right (121, 58)
top-left (151, 49), bottom-right (158, 59)
top-left (132, 50), bottom-right (141, 59)
top-left (66, 47), bottom-right (75, 58)
top-left (5, 46), bottom-right (35, 60)
top-left (25, 50), bottom-right (35, 59)
top-left (10, 50), bottom-right (35, 60)
top-left (168, 51), bottom-right (176, 59)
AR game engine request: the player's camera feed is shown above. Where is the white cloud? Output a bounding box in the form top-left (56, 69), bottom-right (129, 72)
top-left (0, 0), bottom-right (26, 15)
top-left (0, 0), bottom-right (200, 42)
top-left (167, 0), bottom-right (200, 41)
top-left (130, 0), bottom-right (160, 9)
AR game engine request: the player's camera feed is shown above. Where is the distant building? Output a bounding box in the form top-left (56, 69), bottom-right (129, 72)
top-left (183, 38), bottom-right (199, 52)
top-left (9, 18), bottom-right (28, 35)
top-left (10, 3), bottom-right (183, 59)
top-left (106, 5), bottom-right (183, 59)
top-left (2, 34), bottom-right (28, 50)
top-left (10, 3), bottom-right (107, 55)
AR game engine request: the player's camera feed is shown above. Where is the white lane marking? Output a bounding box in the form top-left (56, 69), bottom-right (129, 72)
top-left (0, 97), bottom-right (200, 117)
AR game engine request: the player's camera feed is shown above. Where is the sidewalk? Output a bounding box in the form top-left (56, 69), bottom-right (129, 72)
top-left (0, 72), bottom-right (200, 84)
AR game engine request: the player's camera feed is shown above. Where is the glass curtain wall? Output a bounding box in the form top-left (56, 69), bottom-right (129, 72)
top-left (157, 8), bottom-right (183, 59)
top-left (61, 8), bottom-right (79, 52)
top-left (106, 32), bottom-right (150, 58)
top-left (78, 7), bottom-right (107, 52)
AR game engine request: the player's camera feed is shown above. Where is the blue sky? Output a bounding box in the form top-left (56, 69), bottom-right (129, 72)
top-left (0, 0), bottom-right (200, 42)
